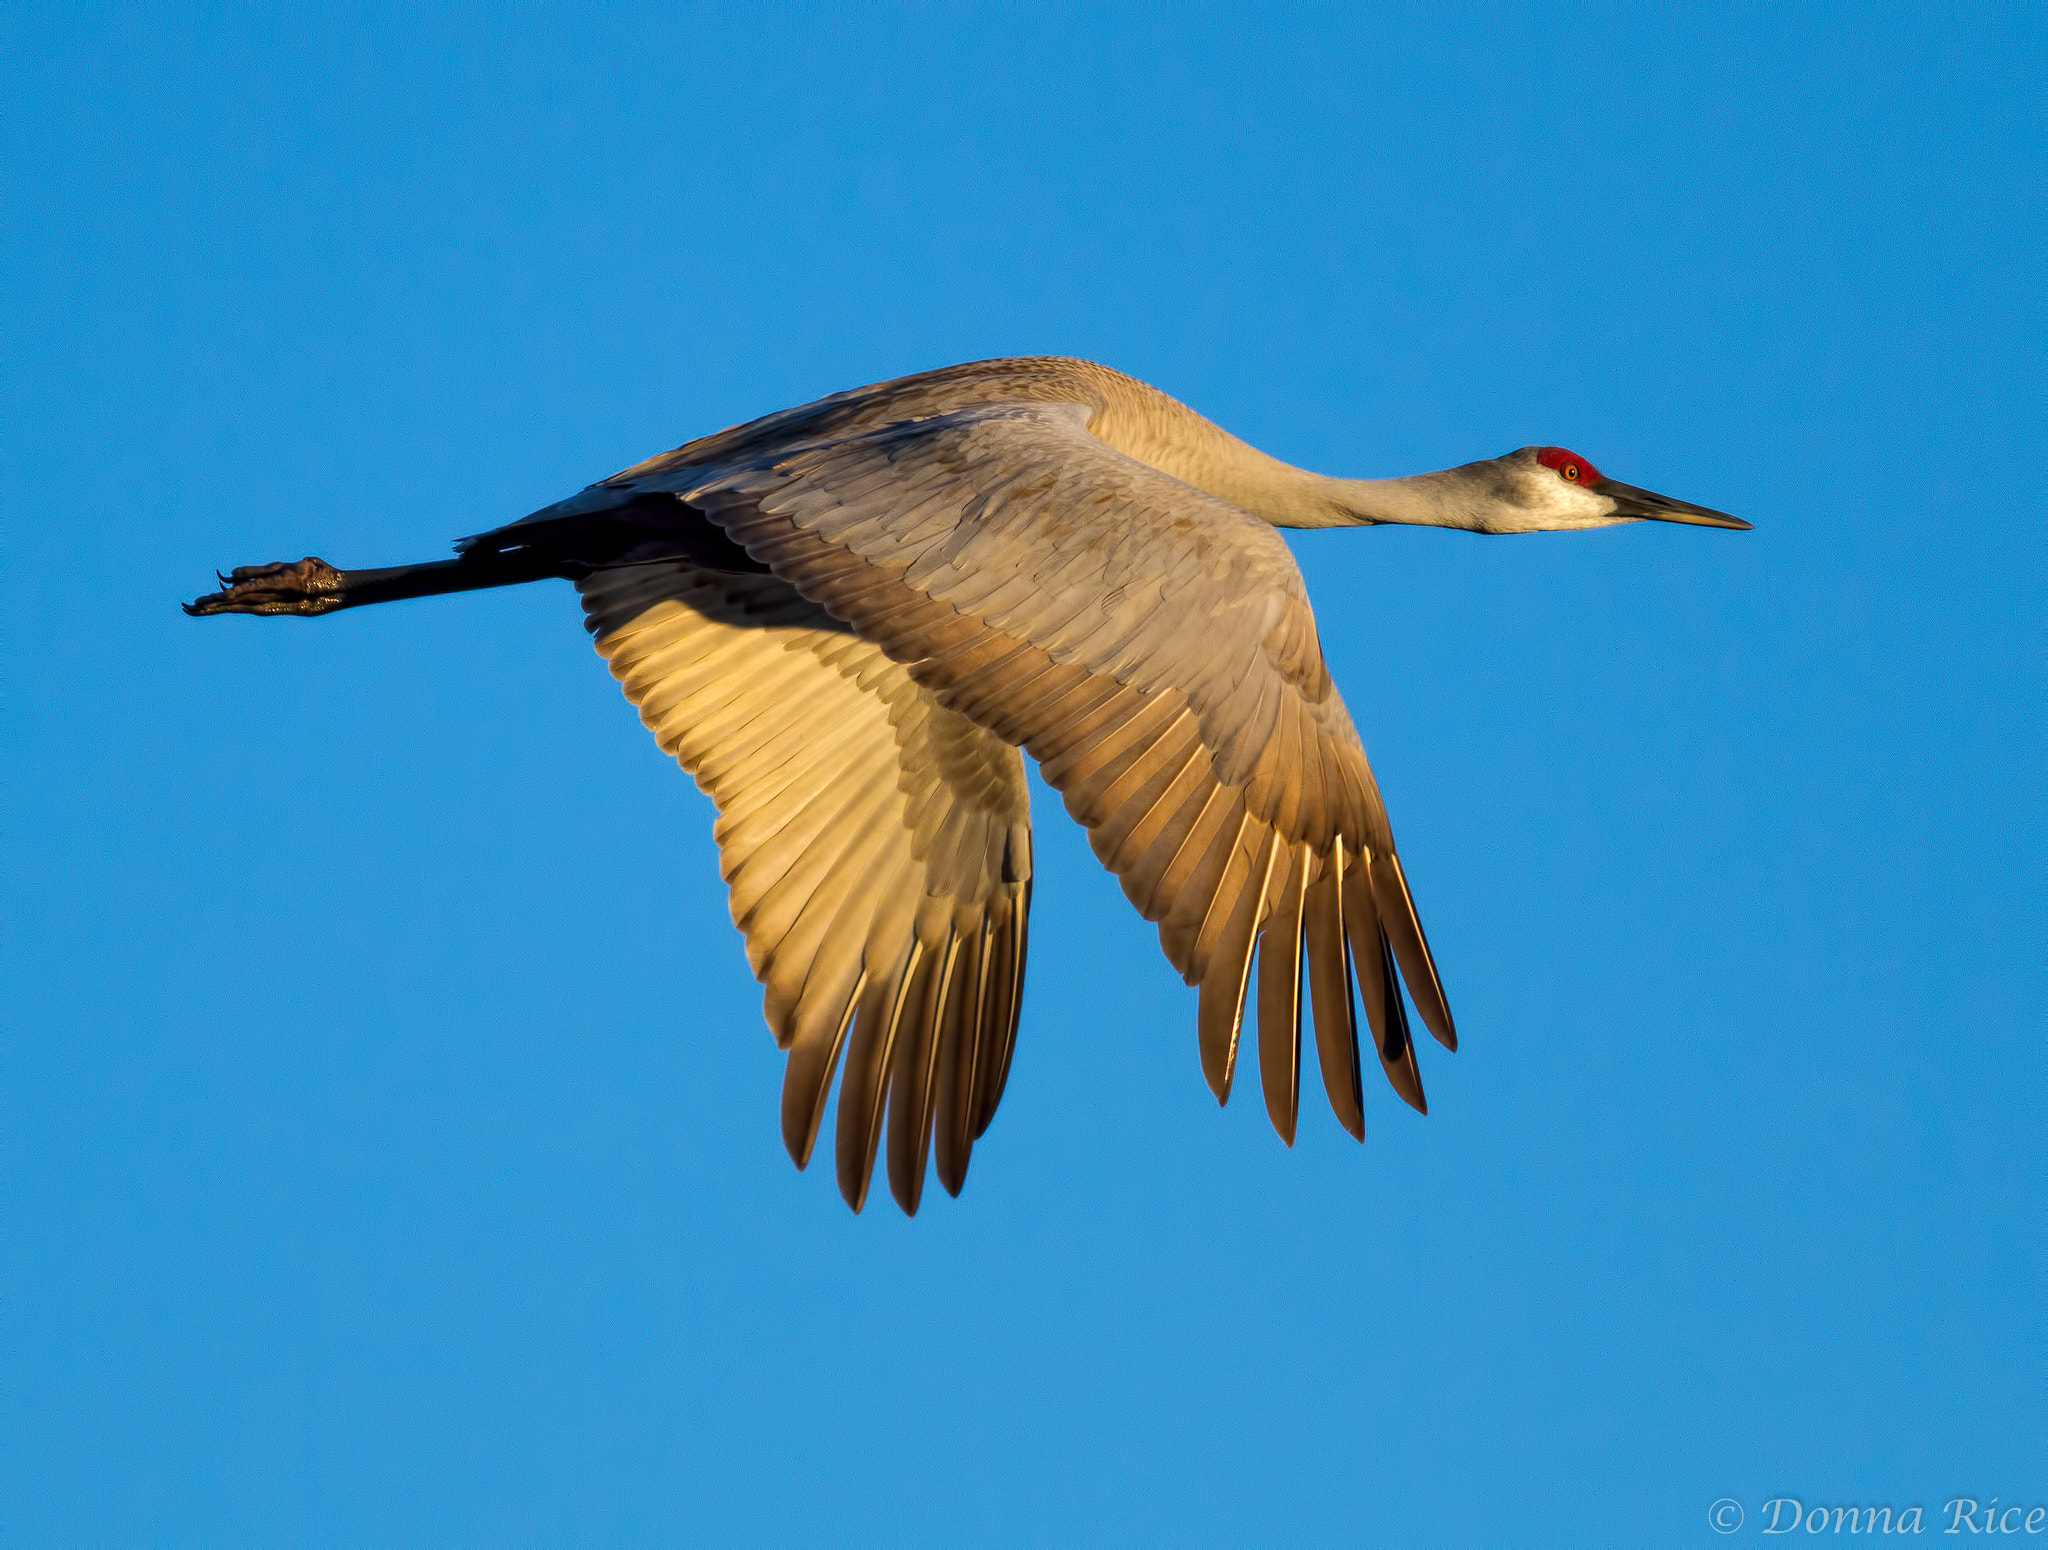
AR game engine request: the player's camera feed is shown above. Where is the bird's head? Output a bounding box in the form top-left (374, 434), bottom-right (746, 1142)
top-left (1461, 446), bottom-right (1751, 534)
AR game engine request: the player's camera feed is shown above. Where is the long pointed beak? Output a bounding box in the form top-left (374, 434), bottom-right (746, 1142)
top-left (1596, 478), bottom-right (1751, 530)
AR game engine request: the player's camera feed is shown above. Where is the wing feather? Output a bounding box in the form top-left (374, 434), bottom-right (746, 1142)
top-left (1256, 842), bottom-right (1310, 1146)
top-left (886, 916), bottom-right (960, 1215)
top-left (581, 562), bottom-right (1033, 1213)
top-left (970, 883), bottom-right (1029, 1140)
top-left (1304, 840), bottom-right (1366, 1140)
top-left (837, 936), bottom-right (923, 1212)
top-left (563, 383), bottom-right (1451, 1172)
top-left (1343, 865), bottom-right (1426, 1113)
top-left (780, 971), bottom-right (862, 1168)
top-left (1370, 851), bottom-right (1457, 1052)
top-left (1194, 820), bottom-right (1277, 1101)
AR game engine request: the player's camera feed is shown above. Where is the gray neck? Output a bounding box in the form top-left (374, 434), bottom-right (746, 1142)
top-left (1197, 460), bottom-right (1482, 532)
top-left (1077, 372), bottom-right (1488, 532)
top-left (1271, 470), bottom-right (1479, 530)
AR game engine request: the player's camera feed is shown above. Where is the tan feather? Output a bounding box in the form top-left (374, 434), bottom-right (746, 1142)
top-left (932, 916), bottom-right (993, 1197)
top-left (1369, 851), bottom-right (1457, 1052)
top-left (1304, 841), bottom-right (1365, 1140)
top-left (780, 971), bottom-right (864, 1169)
top-left (1343, 864), bottom-right (1426, 1113)
top-left (1256, 842), bottom-right (1310, 1146)
top-left (971, 883), bottom-right (1030, 1139)
top-left (1195, 823), bottom-right (1278, 1101)
top-left (838, 939), bottom-right (926, 1213)
top-left (886, 924), bottom-right (961, 1216)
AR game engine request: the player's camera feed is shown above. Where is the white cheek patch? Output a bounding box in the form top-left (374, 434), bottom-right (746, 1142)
top-left (1490, 474), bottom-right (1623, 533)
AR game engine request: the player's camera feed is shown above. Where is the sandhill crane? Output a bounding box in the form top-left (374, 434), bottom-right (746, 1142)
top-left (186, 356), bottom-right (1748, 1215)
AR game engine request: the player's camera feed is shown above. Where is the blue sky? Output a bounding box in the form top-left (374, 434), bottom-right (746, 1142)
top-left (6, 4), bottom-right (2041, 1545)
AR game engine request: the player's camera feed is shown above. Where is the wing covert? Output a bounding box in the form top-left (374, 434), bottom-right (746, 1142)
top-left (627, 403), bottom-right (1455, 1130)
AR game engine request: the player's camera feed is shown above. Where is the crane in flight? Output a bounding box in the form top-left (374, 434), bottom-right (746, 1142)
top-left (187, 357), bottom-right (1748, 1215)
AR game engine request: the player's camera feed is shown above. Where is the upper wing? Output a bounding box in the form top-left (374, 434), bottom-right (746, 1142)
top-left (580, 560), bottom-right (1031, 1214)
top-left (620, 401), bottom-right (1456, 1141)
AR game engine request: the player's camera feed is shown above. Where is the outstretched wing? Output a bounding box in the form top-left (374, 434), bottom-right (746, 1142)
top-left (580, 560), bottom-right (1031, 1214)
top-left (613, 401), bottom-right (1455, 1141)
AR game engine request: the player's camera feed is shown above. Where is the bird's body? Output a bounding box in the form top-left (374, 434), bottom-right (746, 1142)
top-left (188, 356), bottom-right (1747, 1214)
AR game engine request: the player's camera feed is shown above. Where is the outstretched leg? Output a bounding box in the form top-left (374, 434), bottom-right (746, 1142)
top-left (184, 551), bottom-right (579, 618)
top-left (184, 490), bottom-right (777, 620)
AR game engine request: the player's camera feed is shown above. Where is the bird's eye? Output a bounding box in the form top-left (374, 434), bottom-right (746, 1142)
top-left (1537, 446), bottom-right (1603, 484)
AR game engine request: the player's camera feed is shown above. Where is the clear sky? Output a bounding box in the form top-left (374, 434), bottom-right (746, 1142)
top-left (7, 4), bottom-right (2041, 1545)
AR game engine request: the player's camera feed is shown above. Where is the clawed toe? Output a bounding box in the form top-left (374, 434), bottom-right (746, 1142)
top-left (226, 561), bottom-right (304, 583)
top-left (185, 556), bottom-right (347, 617)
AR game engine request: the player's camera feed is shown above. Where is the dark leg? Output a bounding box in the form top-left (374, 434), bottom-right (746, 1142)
top-left (183, 550), bottom-right (580, 618)
top-left (186, 493), bottom-right (773, 619)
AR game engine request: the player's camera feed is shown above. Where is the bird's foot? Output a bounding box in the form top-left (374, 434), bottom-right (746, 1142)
top-left (184, 558), bottom-right (348, 617)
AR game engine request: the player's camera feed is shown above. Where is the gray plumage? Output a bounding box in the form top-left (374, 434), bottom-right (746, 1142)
top-left (186, 356), bottom-right (1748, 1213)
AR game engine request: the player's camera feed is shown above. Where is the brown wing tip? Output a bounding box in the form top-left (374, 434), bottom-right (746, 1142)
top-left (1383, 1021), bottom-right (1428, 1116)
top-left (1197, 979), bottom-right (1243, 1105)
top-left (1303, 844), bottom-right (1366, 1143)
top-left (1380, 852), bottom-right (1457, 1052)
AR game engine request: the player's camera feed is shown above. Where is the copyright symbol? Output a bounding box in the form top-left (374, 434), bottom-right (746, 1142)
top-left (1709, 1498), bottom-right (1744, 1533)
